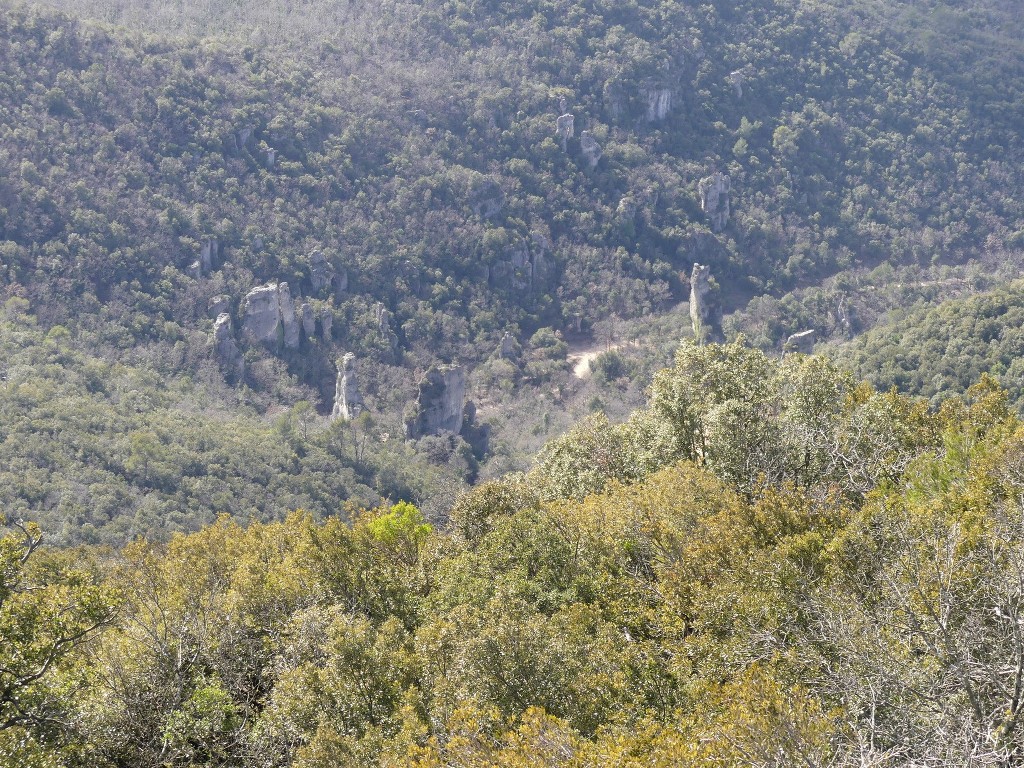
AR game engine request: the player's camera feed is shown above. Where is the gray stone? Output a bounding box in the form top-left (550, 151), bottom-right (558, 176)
top-left (785, 329), bottom-right (816, 354)
top-left (308, 250), bottom-right (335, 293)
top-left (642, 87), bottom-right (673, 121)
top-left (499, 331), bottom-right (516, 359)
top-left (727, 70), bottom-right (745, 98)
top-left (698, 172), bottom-right (731, 232)
top-left (241, 283), bottom-right (283, 345)
top-left (237, 126), bottom-right (253, 148)
top-left (405, 365), bottom-right (467, 439)
top-left (375, 302), bottom-right (399, 351)
top-left (207, 294), bottom-right (231, 318)
top-left (212, 313), bottom-right (244, 379)
top-left (331, 353), bottom-right (364, 421)
top-left (188, 260), bottom-right (202, 280)
top-left (556, 113), bottom-right (575, 150)
top-left (320, 310), bottom-right (333, 340)
top-left (265, 148), bottom-right (276, 167)
top-left (278, 282), bottom-right (300, 350)
top-left (579, 130), bottom-right (602, 168)
top-left (301, 302), bottom-right (316, 338)
top-left (200, 238), bottom-right (219, 273)
top-left (690, 263), bottom-right (724, 344)
top-left (508, 243), bottom-right (532, 291)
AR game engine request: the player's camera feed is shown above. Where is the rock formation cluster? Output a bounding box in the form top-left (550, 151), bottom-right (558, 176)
top-left (240, 282), bottom-right (331, 349)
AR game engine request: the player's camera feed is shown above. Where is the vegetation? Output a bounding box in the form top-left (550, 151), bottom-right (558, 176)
top-left (6, 342), bottom-right (1024, 765)
top-left (0, 297), bottom-right (472, 546)
top-left (838, 281), bottom-right (1024, 410)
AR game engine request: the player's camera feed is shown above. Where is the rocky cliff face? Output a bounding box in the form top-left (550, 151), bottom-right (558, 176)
top-left (405, 364), bottom-right (466, 439)
top-left (580, 130), bottom-right (602, 168)
top-left (698, 172), bottom-right (731, 232)
top-left (642, 87), bottom-right (673, 121)
top-left (690, 263), bottom-right (724, 344)
top-left (331, 353), bottom-right (364, 421)
top-left (240, 282), bottom-right (301, 348)
top-left (212, 313), bottom-right (244, 380)
top-left (556, 113), bottom-right (574, 150)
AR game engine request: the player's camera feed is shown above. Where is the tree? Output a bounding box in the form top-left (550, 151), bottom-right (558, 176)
top-left (0, 518), bottom-right (116, 734)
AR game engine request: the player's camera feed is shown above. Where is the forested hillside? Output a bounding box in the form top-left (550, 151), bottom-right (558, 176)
top-left (7, 342), bottom-right (1024, 765)
top-left (838, 281), bottom-right (1024, 409)
top-left (4, 0), bottom-right (1024, 365)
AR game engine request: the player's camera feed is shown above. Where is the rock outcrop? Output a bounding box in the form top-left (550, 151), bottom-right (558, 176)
top-left (308, 251), bottom-right (334, 293)
top-left (240, 281), bottom-right (300, 349)
top-left (212, 313), bottom-right (244, 380)
top-left (200, 238), bottom-right (219, 273)
top-left (301, 302), bottom-right (316, 338)
top-left (580, 130), bottom-right (602, 168)
top-left (491, 234), bottom-right (552, 292)
top-left (690, 263), bottom-right (724, 344)
top-left (499, 331), bottom-right (517, 359)
top-left (556, 113), bottom-right (575, 150)
top-left (241, 283), bottom-right (283, 345)
top-left (331, 353), bottom-right (364, 421)
top-left (405, 365), bottom-right (466, 439)
top-left (727, 70), bottom-right (745, 98)
top-left (698, 172), bottom-right (731, 232)
top-left (321, 311), bottom-right (333, 341)
top-left (278, 282), bottom-right (300, 349)
top-left (642, 87), bottom-right (673, 121)
top-left (785, 329), bottom-right (816, 354)
top-left (375, 302), bottom-right (399, 351)
top-left (207, 295), bottom-right (231, 318)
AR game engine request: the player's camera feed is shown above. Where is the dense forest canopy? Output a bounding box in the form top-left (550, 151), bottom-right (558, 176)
top-left (4, 0), bottom-right (1024, 762)
top-left (6, 342), bottom-right (1024, 765)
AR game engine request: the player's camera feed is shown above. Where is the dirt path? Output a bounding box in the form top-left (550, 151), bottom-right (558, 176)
top-left (567, 341), bottom-right (621, 379)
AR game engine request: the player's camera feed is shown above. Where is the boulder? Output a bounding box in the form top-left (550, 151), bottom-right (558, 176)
top-left (212, 313), bottom-right (244, 380)
top-left (331, 353), bottom-right (364, 421)
top-left (405, 365), bottom-right (466, 439)
top-left (320, 309), bottom-right (333, 340)
top-left (689, 263), bottom-right (724, 344)
top-left (579, 130), bottom-right (602, 168)
top-left (698, 172), bottom-right (731, 232)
